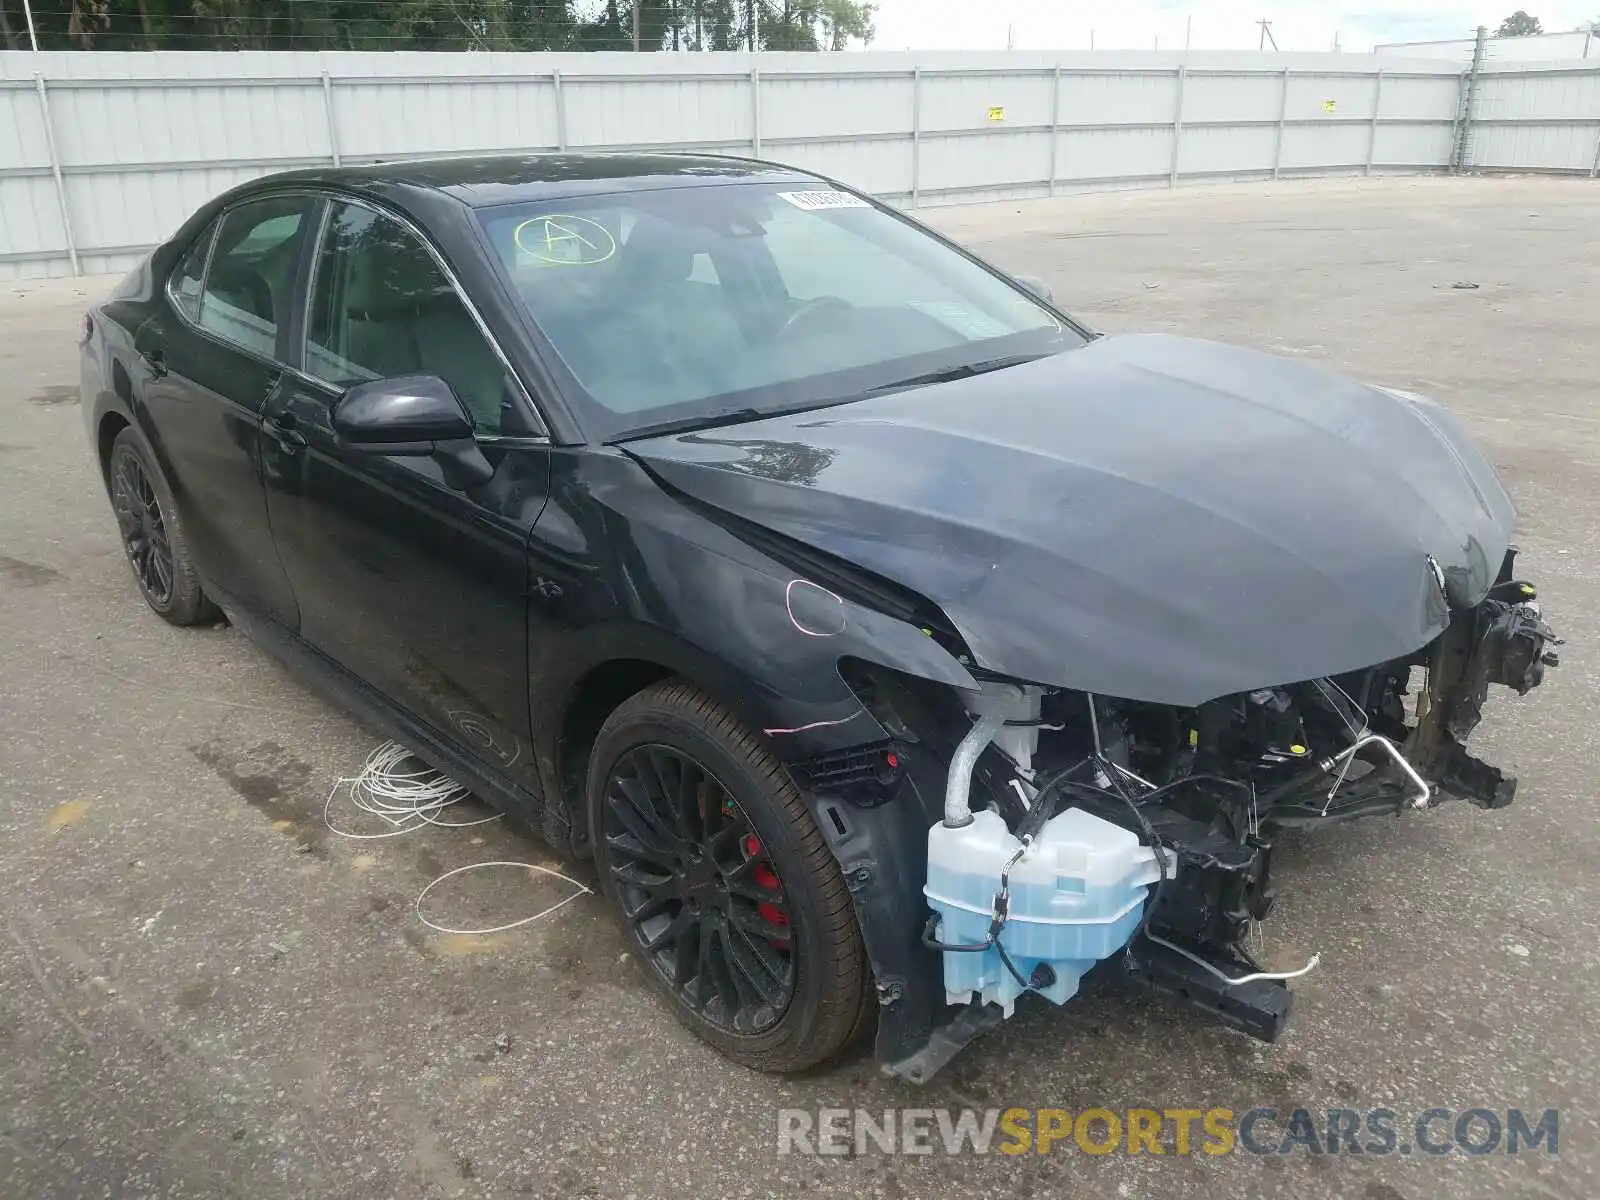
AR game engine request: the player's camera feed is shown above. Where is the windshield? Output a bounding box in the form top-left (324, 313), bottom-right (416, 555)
top-left (475, 182), bottom-right (1083, 440)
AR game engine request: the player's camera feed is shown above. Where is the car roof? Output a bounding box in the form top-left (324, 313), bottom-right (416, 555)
top-left (259, 152), bottom-right (822, 208)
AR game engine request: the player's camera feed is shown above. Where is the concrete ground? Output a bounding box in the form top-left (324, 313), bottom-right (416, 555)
top-left (2, 175), bottom-right (1598, 1199)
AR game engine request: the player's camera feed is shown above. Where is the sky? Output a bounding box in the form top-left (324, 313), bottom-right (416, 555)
top-left (868, 1), bottom-right (1598, 52)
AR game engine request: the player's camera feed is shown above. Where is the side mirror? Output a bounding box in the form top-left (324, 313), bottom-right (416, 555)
top-left (333, 375), bottom-right (494, 489)
top-left (1014, 275), bottom-right (1054, 303)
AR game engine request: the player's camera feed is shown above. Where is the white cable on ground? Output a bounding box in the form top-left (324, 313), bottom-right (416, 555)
top-left (323, 741), bottom-right (502, 839)
top-left (414, 862), bottom-right (594, 936)
top-left (321, 741), bottom-right (591, 933)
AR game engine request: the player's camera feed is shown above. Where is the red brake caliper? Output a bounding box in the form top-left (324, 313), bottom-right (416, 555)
top-left (743, 833), bottom-right (789, 947)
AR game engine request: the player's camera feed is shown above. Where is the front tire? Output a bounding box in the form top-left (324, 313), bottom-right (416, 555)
top-left (107, 429), bottom-right (217, 626)
top-left (587, 680), bottom-right (873, 1073)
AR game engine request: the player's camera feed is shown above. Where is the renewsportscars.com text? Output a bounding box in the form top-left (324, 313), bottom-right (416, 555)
top-left (776, 1106), bottom-right (1559, 1157)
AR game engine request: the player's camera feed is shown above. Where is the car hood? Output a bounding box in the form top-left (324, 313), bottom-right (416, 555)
top-left (626, 333), bottom-right (1516, 706)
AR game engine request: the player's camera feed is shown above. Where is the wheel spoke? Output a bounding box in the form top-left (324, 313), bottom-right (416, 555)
top-left (694, 921), bottom-right (722, 1012)
top-left (625, 766), bottom-right (682, 844)
top-left (149, 547), bottom-right (173, 594)
top-left (606, 833), bottom-right (679, 874)
top-left (643, 748), bottom-right (695, 843)
top-left (726, 878), bottom-right (784, 907)
top-left (640, 907), bottom-right (693, 955)
top-left (712, 921), bottom-right (777, 1020)
top-left (609, 776), bottom-right (678, 856)
top-left (117, 462), bottom-right (146, 510)
top-left (610, 854), bottom-right (674, 891)
top-left (728, 902), bottom-right (792, 950)
top-left (111, 494), bottom-right (141, 536)
top-left (705, 811), bottom-right (749, 865)
top-left (622, 890), bottom-right (675, 925)
top-left (723, 920), bottom-right (791, 1008)
top-left (672, 920), bottom-right (701, 990)
top-left (678, 757), bottom-right (705, 838)
top-left (130, 542), bottom-right (153, 584)
top-left (704, 925), bottom-right (743, 1015)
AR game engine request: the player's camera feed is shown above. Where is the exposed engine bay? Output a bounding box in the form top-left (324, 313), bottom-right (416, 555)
top-left (809, 547), bottom-right (1561, 1082)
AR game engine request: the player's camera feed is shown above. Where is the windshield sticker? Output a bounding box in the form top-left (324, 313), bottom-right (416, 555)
top-left (513, 214), bottom-right (617, 266)
top-left (776, 190), bottom-right (871, 212)
top-left (907, 301), bottom-right (1015, 340)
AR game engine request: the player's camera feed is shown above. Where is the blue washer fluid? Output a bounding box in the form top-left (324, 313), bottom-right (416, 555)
top-left (924, 807), bottom-right (1164, 1016)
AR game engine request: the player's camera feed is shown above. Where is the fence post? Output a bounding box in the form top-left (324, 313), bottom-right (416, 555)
top-left (1591, 121), bottom-right (1600, 178)
top-left (1168, 64), bottom-right (1186, 187)
top-left (750, 66), bottom-right (762, 157)
top-left (1365, 68), bottom-right (1383, 175)
top-left (34, 72), bottom-right (79, 278)
top-left (1047, 63), bottom-right (1061, 196)
top-left (1451, 25), bottom-right (1487, 172)
top-left (320, 69), bottom-right (342, 167)
top-left (910, 66), bottom-right (922, 207)
top-left (552, 69), bottom-right (568, 151)
top-left (1272, 67), bottom-right (1290, 179)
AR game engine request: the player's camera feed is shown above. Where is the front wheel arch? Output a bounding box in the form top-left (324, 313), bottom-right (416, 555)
top-left (533, 623), bottom-right (817, 852)
top-left (96, 411), bottom-right (131, 485)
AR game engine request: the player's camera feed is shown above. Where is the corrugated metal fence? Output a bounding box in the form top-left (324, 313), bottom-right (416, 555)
top-left (2, 49), bottom-right (1597, 279)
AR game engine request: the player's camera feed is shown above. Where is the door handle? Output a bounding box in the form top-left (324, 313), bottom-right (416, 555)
top-left (267, 412), bottom-right (307, 454)
top-left (140, 347), bottom-right (168, 379)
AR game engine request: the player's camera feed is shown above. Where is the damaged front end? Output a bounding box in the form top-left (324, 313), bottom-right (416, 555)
top-left (796, 548), bottom-right (1559, 1083)
top-left (625, 335), bottom-right (1564, 1078)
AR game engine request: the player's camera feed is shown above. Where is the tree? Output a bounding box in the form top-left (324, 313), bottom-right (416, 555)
top-left (819, 0), bottom-right (873, 49)
top-left (0, 0), bottom-right (871, 50)
top-left (1494, 10), bottom-right (1544, 36)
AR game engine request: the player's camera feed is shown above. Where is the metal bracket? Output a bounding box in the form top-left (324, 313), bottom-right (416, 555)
top-left (880, 1002), bottom-right (1003, 1084)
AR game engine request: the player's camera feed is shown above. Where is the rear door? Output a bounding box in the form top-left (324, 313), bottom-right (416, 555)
top-left (259, 196), bottom-right (552, 793)
top-left (135, 194), bottom-right (314, 629)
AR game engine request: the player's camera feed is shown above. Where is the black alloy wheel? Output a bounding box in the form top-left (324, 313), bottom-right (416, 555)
top-left (111, 443), bottom-right (174, 607)
top-left (604, 744), bottom-right (797, 1034)
top-left (588, 681), bottom-right (873, 1073)
top-left (106, 429), bottom-right (217, 626)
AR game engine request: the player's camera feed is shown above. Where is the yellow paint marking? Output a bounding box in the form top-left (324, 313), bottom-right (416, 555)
top-left (431, 933), bottom-right (514, 957)
top-left (46, 800), bottom-right (89, 833)
top-left (513, 215), bottom-right (617, 265)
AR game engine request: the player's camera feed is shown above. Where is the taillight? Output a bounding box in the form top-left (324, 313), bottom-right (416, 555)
top-left (80, 312), bottom-right (94, 344)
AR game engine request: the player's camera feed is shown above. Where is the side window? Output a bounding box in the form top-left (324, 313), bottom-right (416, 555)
top-left (198, 196), bottom-right (311, 358)
top-left (307, 202), bottom-right (514, 435)
top-left (168, 221), bottom-right (215, 322)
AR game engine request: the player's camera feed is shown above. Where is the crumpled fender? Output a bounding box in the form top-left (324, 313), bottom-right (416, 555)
top-left (531, 450), bottom-right (978, 775)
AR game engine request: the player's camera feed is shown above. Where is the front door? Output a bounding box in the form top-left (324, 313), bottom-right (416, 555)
top-left (259, 197), bottom-right (551, 794)
top-left (134, 195), bottom-right (313, 629)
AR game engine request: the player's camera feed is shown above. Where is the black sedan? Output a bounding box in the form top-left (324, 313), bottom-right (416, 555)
top-left (82, 153), bottom-right (1559, 1079)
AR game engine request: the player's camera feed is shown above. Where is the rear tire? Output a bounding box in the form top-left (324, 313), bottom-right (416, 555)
top-left (107, 429), bottom-right (218, 626)
top-left (587, 680), bottom-right (873, 1073)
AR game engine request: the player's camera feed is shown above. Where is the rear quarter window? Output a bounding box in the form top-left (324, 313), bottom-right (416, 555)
top-left (167, 222), bottom-right (216, 323)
